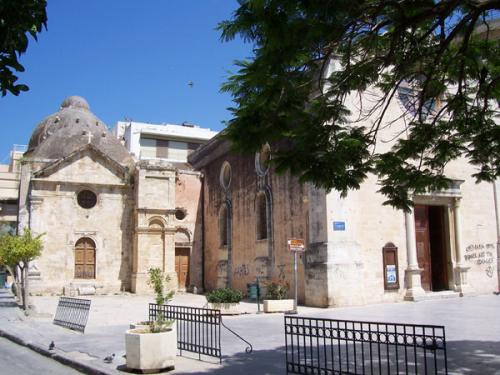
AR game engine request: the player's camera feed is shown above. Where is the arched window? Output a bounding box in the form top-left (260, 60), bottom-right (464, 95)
top-left (220, 162), bottom-right (232, 190)
top-left (255, 144), bottom-right (271, 176)
top-left (74, 237), bottom-right (96, 279)
top-left (256, 192), bottom-right (268, 240)
top-left (219, 205), bottom-right (228, 247)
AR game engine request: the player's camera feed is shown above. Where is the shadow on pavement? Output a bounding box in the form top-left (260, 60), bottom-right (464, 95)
top-left (0, 290), bottom-right (18, 307)
top-left (171, 340), bottom-right (500, 375)
top-left (447, 340), bottom-right (500, 375)
top-left (174, 347), bottom-right (286, 375)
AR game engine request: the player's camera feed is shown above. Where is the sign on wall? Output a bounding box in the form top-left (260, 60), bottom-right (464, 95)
top-left (382, 242), bottom-right (400, 290)
top-left (333, 221), bottom-right (345, 231)
top-left (288, 238), bottom-right (305, 252)
top-left (386, 265), bottom-right (397, 284)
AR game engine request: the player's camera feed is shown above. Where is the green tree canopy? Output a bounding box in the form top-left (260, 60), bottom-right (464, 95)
top-left (0, 0), bottom-right (47, 96)
top-left (0, 229), bottom-right (43, 310)
top-left (219, 0), bottom-right (500, 210)
top-left (0, 229), bottom-right (43, 267)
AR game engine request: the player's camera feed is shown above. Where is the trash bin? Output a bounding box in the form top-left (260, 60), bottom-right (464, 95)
top-left (247, 283), bottom-right (259, 300)
top-left (0, 272), bottom-right (6, 288)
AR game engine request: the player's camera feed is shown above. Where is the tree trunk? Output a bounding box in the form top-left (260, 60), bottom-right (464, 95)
top-left (12, 265), bottom-right (22, 302)
top-left (23, 265), bottom-right (29, 311)
top-left (19, 265), bottom-right (26, 310)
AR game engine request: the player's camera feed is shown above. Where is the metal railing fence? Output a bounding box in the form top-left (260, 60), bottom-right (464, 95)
top-left (285, 316), bottom-right (447, 375)
top-left (149, 303), bottom-right (222, 361)
top-left (53, 297), bottom-right (91, 333)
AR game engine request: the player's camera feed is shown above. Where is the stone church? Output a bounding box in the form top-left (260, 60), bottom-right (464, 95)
top-left (187, 21), bottom-right (499, 307)
top-left (18, 96), bottom-right (204, 295)
top-left (189, 94), bottom-right (500, 307)
top-left (11, 93), bottom-right (500, 307)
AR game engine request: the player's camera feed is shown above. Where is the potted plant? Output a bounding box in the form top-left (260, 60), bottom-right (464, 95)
top-left (263, 280), bottom-right (294, 313)
top-left (130, 268), bottom-right (174, 329)
top-left (205, 288), bottom-right (242, 315)
top-left (125, 268), bottom-right (176, 372)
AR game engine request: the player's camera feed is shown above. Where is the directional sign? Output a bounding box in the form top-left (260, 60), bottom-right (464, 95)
top-left (288, 238), bottom-right (305, 252)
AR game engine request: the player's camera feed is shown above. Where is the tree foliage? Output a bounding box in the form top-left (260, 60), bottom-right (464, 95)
top-left (147, 267), bottom-right (174, 306)
top-left (0, 229), bottom-right (43, 267)
top-left (219, 0), bottom-right (500, 210)
top-left (0, 0), bottom-right (47, 96)
top-left (0, 229), bottom-right (43, 310)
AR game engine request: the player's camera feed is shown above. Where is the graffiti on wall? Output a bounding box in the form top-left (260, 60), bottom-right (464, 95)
top-left (465, 243), bottom-right (496, 278)
top-left (216, 262), bottom-right (227, 275)
top-left (277, 264), bottom-right (286, 280)
top-left (233, 264), bottom-right (250, 278)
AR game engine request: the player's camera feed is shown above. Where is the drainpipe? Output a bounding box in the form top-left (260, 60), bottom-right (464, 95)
top-left (493, 180), bottom-right (500, 293)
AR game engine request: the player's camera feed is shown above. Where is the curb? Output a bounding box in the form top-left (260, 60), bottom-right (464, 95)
top-left (0, 328), bottom-right (114, 375)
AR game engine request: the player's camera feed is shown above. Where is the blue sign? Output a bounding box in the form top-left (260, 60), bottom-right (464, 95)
top-left (333, 221), bottom-right (345, 231)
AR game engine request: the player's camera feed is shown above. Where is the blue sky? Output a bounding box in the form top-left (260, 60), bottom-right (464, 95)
top-left (0, 0), bottom-right (250, 162)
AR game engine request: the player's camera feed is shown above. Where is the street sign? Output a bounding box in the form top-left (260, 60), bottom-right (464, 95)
top-left (288, 238), bottom-right (305, 252)
top-left (287, 238), bottom-right (305, 315)
top-left (333, 221), bottom-right (345, 231)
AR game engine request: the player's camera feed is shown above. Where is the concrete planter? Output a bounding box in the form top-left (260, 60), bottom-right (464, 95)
top-left (263, 299), bottom-right (294, 313)
top-left (207, 302), bottom-right (240, 315)
top-left (125, 324), bottom-right (177, 372)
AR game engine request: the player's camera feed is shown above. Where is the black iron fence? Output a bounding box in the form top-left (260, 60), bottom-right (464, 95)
top-left (149, 304), bottom-right (222, 361)
top-left (149, 303), bottom-right (253, 363)
top-left (53, 297), bottom-right (91, 333)
top-left (285, 316), bottom-right (447, 375)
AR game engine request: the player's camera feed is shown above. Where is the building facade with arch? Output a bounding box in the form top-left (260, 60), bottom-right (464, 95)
top-left (17, 96), bottom-right (207, 296)
top-left (189, 95), bottom-right (500, 308)
top-left (10, 94), bottom-right (500, 306)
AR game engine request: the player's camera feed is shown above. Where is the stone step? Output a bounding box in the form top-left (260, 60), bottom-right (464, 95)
top-left (412, 290), bottom-right (460, 302)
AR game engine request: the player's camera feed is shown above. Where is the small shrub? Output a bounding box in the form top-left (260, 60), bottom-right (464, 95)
top-left (206, 288), bottom-right (243, 304)
top-left (265, 280), bottom-right (289, 300)
top-left (147, 268), bottom-right (174, 306)
top-left (149, 314), bottom-right (174, 333)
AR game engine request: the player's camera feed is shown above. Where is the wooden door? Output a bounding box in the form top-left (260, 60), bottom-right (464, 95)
top-left (414, 205), bottom-right (432, 291)
top-left (429, 206), bottom-right (448, 291)
top-left (175, 248), bottom-right (190, 289)
top-left (75, 238), bottom-right (96, 279)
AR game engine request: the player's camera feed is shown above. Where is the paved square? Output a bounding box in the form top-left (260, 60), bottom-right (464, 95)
top-left (2, 292), bottom-right (499, 374)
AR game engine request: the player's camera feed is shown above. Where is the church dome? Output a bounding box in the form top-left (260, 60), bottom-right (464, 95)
top-left (60, 95), bottom-right (90, 111)
top-left (26, 96), bottom-right (133, 165)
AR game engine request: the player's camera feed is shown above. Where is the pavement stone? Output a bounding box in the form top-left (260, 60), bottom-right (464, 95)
top-left (0, 289), bottom-right (499, 374)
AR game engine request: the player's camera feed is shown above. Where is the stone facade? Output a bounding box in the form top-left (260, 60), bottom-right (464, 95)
top-left (22, 147), bottom-right (134, 294)
top-left (190, 88), bottom-right (500, 307)
top-left (16, 96), bottom-right (206, 296)
top-left (8, 94), bottom-right (499, 307)
top-left (131, 162), bottom-right (203, 294)
top-left (190, 139), bottom-right (309, 303)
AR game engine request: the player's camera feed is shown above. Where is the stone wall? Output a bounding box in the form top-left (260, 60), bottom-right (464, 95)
top-left (174, 171), bottom-right (203, 291)
top-left (26, 152), bottom-right (133, 295)
top-left (132, 162), bottom-right (177, 294)
top-left (201, 149), bottom-right (309, 303)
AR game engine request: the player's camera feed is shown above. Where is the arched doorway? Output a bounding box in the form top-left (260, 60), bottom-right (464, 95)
top-left (175, 230), bottom-right (191, 290)
top-left (74, 237), bottom-right (96, 279)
